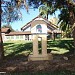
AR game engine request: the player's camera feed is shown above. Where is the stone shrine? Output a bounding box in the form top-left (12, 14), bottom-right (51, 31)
top-left (28, 17), bottom-right (53, 61)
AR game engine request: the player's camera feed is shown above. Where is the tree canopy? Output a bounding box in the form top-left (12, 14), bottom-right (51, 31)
top-left (28, 0), bottom-right (75, 44)
top-left (28, 0), bottom-right (75, 24)
top-left (1, 0), bottom-right (28, 24)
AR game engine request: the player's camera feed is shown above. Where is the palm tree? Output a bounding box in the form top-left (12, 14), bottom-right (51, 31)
top-left (38, 1), bottom-right (57, 19)
top-left (59, 21), bottom-right (71, 38)
top-left (39, 5), bottom-right (49, 19)
top-left (58, 8), bottom-right (72, 38)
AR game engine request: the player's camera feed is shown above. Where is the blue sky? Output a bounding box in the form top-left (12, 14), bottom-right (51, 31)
top-left (2, 8), bottom-right (60, 31)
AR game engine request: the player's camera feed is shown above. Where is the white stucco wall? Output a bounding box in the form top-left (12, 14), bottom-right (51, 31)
top-left (24, 26), bottom-right (31, 31)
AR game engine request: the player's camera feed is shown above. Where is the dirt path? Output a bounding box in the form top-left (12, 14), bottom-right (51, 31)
top-left (0, 54), bottom-right (75, 73)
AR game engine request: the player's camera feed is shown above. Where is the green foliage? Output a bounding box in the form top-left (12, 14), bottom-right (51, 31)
top-left (39, 4), bottom-right (53, 19)
top-left (47, 39), bottom-right (74, 54)
top-left (1, 0), bottom-right (28, 24)
top-left (28, 0), bottom-right (75, 36)
top-left (59, 22), bottom-right (72, 38)
top-left (39, 5), bottom-right (48, 18)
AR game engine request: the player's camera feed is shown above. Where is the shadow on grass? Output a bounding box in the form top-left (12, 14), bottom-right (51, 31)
top-left (47, 39), bottom-right (75, 54)
top-left (4, 39), bottom-right (75, 58)
top-left (3, 43), bottom-right (14, 46)
top-left (4, 42), bottom-right (33, 58)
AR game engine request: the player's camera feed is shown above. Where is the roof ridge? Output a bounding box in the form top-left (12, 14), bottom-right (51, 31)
top-left (21, 15), bottom-right (57, 30)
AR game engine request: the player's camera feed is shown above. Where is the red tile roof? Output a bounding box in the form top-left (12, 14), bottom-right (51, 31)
top-left (1, 28), bottom-right (11, 33)
top-left (5, 31), bottom-right (31, 35)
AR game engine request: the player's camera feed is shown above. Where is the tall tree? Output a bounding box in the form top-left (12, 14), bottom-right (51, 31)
top-left (0, 0), bottom-right (4, 60)
top-left (39, 4), bottom-right (52, 19)
top-left (39, 5), bottom-right (49, 19)
top-left (39, 2), bottom-right (56, 19)
top-left (0, 0), bottom-right (28, 60)
top-left (59, 21), bottom-right (72, 38)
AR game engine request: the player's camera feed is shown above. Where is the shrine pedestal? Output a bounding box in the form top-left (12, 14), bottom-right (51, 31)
top-left (28, 54), bottom-right (53, 61)
top-left (28, 34), bottom-right (53, 61)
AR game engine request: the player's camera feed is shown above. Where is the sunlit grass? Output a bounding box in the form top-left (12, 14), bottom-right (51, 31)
top-left (49, 47), bottom-right (69, 54)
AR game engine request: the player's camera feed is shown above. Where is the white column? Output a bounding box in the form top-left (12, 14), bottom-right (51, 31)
top-left (42, 34), bottom-right (47, 55)
top-left (33, 35), bottom-right (38, 56)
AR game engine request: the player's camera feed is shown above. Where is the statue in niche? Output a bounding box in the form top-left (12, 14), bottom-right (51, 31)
top-left (36, 25), bottom-right (42, 33)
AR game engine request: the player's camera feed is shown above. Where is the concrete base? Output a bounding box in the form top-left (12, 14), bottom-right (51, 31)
top-left (28, 54), bottom-right (53, 61)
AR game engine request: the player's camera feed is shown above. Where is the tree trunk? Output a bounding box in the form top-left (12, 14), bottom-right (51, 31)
top-left (0, 27), bottom-right (4, 60)
top-left (0, 0), bottom-right (4, 60)
top-left (47, 13), bottom-right (48, 19)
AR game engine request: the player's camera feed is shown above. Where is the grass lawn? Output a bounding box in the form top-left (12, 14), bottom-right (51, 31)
top-left (4, 40), bottom-right (33, 56)
top-left (3, 38), bottom-right (74, 57)
top-left (2, 38), bottom-right (75, 74)
top-left (47, 38), bottom-right (74, 54)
